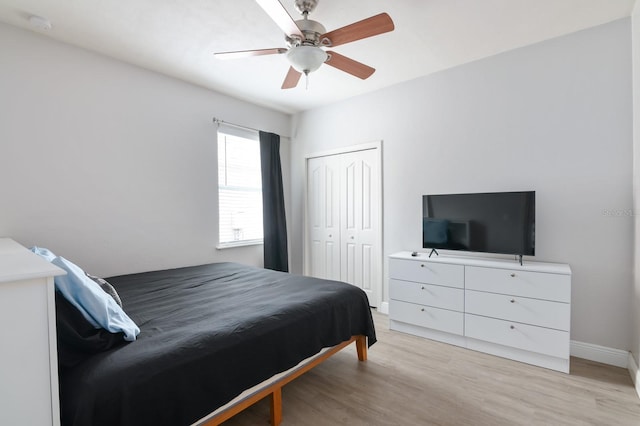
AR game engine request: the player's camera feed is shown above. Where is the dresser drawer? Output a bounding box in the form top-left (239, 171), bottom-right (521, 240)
top-left (390, 300), bottom-right (463, 335)
top-left (465, 266), bottom-right (570, 302)
top-left (390, 279), bottom-right (464, 311)
top-left (465, 314), bottom-right (569, 358)
top-left (389, 258), bottom-right (464, 288)
top-left (465, 290), bottom-right (570, 331)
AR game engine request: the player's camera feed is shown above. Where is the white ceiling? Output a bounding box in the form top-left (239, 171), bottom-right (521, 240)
top-left (0, 0), bottom-right (635, 114)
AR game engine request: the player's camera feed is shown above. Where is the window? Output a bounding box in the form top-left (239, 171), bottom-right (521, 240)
top-left (217, 129), bottom-right (263, 247)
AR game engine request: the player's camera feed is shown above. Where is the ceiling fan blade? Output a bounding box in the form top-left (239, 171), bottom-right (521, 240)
top-left (214, 48), bottom-right (287, 60)
top-left (321, 13), bottom-right (394, 48)
top-left (281, 67), bottom-right (302, 89)
top-left (325, 51), bottom-right (375, 80)
top-left (255, 0), bottom-right (304, 38)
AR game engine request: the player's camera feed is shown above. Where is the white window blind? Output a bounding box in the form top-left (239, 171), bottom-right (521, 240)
top-left (218, 129), bottom-right (263, 246)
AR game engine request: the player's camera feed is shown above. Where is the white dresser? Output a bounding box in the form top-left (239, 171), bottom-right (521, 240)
top-left (389, 252), bottom-right (571, 373)
top-left (0, 238), bottom-right (66, 425)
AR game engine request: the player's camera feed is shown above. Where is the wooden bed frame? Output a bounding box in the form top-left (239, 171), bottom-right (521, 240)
top-left (196, 335), bottom-right (368, 426)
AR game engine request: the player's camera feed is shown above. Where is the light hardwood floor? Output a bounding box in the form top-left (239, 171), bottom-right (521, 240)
top-left (223, 310), bottom-right (640, 425)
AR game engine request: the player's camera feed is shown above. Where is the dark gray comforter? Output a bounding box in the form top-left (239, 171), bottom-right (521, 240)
top-left (59, 262), bottom-right (376, 426)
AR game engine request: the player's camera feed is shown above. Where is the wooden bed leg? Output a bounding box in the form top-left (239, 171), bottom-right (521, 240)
top-left (355, 335), bottom-right (367, 361)
top-left (270, 387), bottom-right (283, 426)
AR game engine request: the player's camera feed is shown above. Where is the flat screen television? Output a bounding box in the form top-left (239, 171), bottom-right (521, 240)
top-left (422, 191), bottom-right (535, 257)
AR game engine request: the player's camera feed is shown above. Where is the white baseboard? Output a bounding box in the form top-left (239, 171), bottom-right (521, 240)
top-left (378, 301), bottom-right (389, 315)
top-left (570, 340), bottom-right (628, 368)
top-left (629, 352), bottom-right (640, 399)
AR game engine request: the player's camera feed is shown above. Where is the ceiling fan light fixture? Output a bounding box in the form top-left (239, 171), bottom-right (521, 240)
top-left (286, 46), bottom-right (327, 74)
top-left (214, 1), bottom-right (395, 89)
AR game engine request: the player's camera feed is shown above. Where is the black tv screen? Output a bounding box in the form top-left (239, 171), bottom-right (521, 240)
top-left (422, 191), bottom-right (535, 256)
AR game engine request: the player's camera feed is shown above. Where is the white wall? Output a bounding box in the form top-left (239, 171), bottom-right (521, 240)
top-left (291, 19), bottom-right (633, 351)
top-left (0, 23), bottom-right (292, 277)
top-left (632, 3), bottom-right (640, 371)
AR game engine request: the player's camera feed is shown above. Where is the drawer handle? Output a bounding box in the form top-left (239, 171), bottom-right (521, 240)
top-left (510, 299), bottom-right (515, 303)
top-left (421, 286), bottom-right (425, 290)
top-left (510, 325), bottom-right (515, 330)
top-left (421, 308), bottom-right (425, 312)
top-left (510, 273), bottom-right (516, 277)
top-left (420, 264), bottom-right (425, 268)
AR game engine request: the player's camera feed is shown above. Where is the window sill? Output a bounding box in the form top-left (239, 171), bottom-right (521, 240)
top-left (216, 239), bottom-right (264, 250)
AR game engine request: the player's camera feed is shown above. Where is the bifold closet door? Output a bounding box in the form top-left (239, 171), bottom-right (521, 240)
top-left (306, 148), bottom-right (380, 306)
top-left (339, 149), bottom-right (379, 305)
top-left (307, 156), bottom-right (341, 281)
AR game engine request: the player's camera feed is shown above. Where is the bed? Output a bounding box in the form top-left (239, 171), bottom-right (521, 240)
top-left (55, 262), bottom-right (376, 426)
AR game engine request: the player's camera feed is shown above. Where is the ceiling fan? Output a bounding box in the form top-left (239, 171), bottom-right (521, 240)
top-left (214, 0), bottom-right (395, 89)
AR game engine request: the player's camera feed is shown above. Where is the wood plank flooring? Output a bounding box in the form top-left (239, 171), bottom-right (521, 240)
top-left (222, 310), bottom-right (640, 425)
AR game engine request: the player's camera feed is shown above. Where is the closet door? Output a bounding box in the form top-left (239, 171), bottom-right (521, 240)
top-left (306, 146), bottom-right (382, 307)
top-left (340, 149), bottom-right (379, 305)
top-left (306, 156), bottom-right (341, 280)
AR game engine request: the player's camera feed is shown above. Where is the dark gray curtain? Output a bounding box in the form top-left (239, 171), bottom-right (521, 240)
top-left (259, 131), bottom-right (289, 272)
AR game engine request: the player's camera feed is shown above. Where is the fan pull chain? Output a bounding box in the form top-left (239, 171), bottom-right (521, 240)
top-left (305, 71), bottom-right (309, 90)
